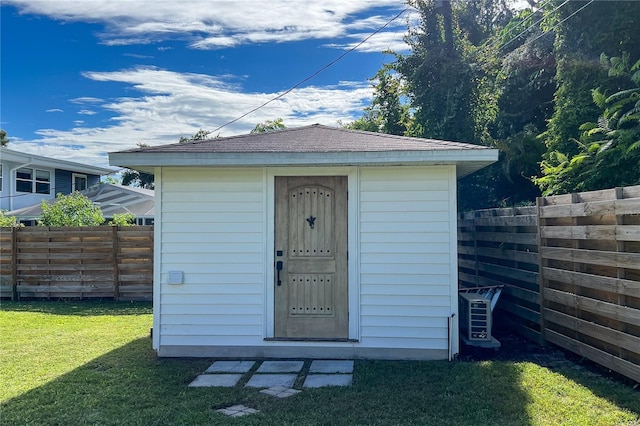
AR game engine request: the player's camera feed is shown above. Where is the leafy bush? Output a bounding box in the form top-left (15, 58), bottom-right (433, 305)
top-left (0, 210), bottom-right (22, 227)
top-left (39, 192), bottom-right (104, 226)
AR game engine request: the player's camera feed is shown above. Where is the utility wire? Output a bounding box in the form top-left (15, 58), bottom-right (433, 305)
top-left (496, 0), bottom-right (568, 52)
top-left (210, 7), bottom-right (410, 134)
top-left (513, 0), bottom-right (595, 51)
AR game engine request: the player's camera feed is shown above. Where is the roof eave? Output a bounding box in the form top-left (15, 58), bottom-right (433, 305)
top-left (109, 149), bottom-right (498, 177)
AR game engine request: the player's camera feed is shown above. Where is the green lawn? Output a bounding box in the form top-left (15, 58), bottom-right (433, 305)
top-left (1, 301), bottom-right (638, 425)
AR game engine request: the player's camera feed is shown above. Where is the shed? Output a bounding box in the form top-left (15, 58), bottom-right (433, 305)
top-left (109, 124), bottom-right (498, 360)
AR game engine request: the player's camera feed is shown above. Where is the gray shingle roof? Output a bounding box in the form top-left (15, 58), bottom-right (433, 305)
top-left (110, 124), bottom-right (498, 178)
top-left (121, 124), bottom-right (487, 154)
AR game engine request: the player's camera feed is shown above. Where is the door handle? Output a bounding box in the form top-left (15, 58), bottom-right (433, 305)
top-left (276, 261), bottom-right (283, 286)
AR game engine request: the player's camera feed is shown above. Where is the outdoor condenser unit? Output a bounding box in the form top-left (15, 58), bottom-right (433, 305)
top-left (459, 292), bottom-right (492, 342)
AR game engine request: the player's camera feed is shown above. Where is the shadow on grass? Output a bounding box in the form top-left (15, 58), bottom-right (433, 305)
top-left (0, 300), bottom-right (152, 316)
top-left (1, 338), bottom-right (235, 425)
top-left (3, 340), bottom-right (534, 426)
top-left (540, 352), bottom-right (640, 420)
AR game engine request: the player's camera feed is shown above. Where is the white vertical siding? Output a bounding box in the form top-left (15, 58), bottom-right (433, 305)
top-left (158, 167), bottom-right (265, 346)
top-left (359, 166), bottom-right (453, 349)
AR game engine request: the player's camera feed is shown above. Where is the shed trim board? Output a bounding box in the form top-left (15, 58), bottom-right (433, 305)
top-left (152, 165), bottom-right (460, 359)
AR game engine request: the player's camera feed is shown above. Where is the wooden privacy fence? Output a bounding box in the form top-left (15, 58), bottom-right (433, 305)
top-left (459, 185), bottom-right (640, 383)
top-left (458, 206), bottom-right (541, 343)
top-left (0, 226), bottom-right (153, 301)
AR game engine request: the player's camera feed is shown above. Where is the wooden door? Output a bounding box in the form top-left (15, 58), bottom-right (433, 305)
top-left (274, 176), bottom-right (348, 339)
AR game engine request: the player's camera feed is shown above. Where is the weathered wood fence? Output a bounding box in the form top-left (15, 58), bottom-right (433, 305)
top-left (458, 185), bottom-right (640, 383)
top-left (0, 226), bottom-right (153, 301)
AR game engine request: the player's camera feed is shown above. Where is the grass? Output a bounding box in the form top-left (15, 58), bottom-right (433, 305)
top-left (1, 301), bottom-right (638, 425)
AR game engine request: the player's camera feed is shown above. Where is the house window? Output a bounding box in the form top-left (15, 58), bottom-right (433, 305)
top-left (16, 168), bottom-right (51, 194)
top-left (72, 173), bottom-right (88, 192)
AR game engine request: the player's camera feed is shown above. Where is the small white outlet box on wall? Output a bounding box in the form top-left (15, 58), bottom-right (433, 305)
top-left (168, 271), bottom-right (184, 285)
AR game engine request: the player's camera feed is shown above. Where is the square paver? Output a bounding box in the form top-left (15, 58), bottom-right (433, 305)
top-left (303, 374), bottom-right (352, 388)
top-left (260, 386), bottom-right (301, 398)
top-left (245, 373), bottom-right (298, 388)
top-left (309, 360), bottom-right (354, 374)
top-left (256, 360), bottom-right (304, 373)
top-left (215, 404), bottom-right (259, 417)
top-left (189, 374), bottom-right (242, 387)
top-left (205, 360), bottom-right (255, 373)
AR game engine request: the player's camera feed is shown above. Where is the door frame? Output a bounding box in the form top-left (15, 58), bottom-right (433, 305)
top-left (264, 167), bottom-right (360, 340)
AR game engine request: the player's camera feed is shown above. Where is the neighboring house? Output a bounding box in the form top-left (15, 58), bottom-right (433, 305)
top-left (0, 147), bottom-right (113, 212)
top-left (7, 183), bottom-right (155, 225)
top-left (109, 124), bottom-right (498, 360)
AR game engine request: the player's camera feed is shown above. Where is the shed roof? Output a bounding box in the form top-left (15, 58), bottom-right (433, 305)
top-left (110, 124), bottom-right (498, 178)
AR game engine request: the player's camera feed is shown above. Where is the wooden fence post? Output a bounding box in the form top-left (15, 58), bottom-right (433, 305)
top-left (11, 227), bottom-right (18, 301)
top-left (112, 226), bottom-right (120, 301)
top-left (536, 196), bottom-right (545, 343)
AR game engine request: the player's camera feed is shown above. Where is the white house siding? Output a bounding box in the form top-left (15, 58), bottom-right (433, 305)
top-left (358, 166), bottom-right (454, 352)
top-left (156, 165), bottom-right (457, 359)
top-left (158, 167), bottom-right (266, 348)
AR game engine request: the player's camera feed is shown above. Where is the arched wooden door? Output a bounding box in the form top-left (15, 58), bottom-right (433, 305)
top-left (274, 176), bottom-right (348, 339)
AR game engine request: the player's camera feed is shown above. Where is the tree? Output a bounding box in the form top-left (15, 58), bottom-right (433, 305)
top-left (536, 54), bottom-right (640, 194)
top-left (250, 118), bottom-right (286, 134)
top-left (121, 169), bottom-right (155, 189)
top-left (39, 192), bottom-right (104, 226)
top-left (0, 129), bottom-right (9, 146)
top-left (179, 129), bottom-right (215, 143)
top-left (345, 67), bottom-right (410, 135)
top-left (542, 1), bottom-right (640, 161)
top-left (395, 0), bottom-right (500, 146)
top-left (121, 143), bottom-right (154, 189)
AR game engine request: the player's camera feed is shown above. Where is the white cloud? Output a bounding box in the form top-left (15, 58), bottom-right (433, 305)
top-left (70, 97), bottom-right (104, 104)
top-left (15, 67), bottom-right (374, 168)
top-left (46, 108), bottom-right (64, 113)
top-left (6, 0), bottom-right (407, 49)
top-left (78, 109), bottom-right (97, 115)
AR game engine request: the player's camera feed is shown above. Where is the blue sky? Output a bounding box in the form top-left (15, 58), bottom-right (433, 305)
top-left (1, 1), bottom-right (411, 168)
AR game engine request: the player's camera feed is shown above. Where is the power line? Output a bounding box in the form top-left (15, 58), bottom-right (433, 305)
top-left (513, 0), bottom-right (595, 51)
top-left (210, 7), bottom-right (410, 134)
top-left (496, 0), bottom-right (568, 52)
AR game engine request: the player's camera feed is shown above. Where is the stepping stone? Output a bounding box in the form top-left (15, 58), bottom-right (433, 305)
top-left (303, 374), bottom-right (352, 388)
top-left (309, 360), bottom-right (354, 374)
top-left (260, 386), bottom-right (301, 398)
top-left (205, 360), bottom-right (255, 373)
top-left (215, 404), bottom-right (259, 417)
top-left (245, 373), bottom-right (297, 388)
top-left (256, 360), bottom-right (304, 373)
top-left (189, 374), bottom-right (242, 387)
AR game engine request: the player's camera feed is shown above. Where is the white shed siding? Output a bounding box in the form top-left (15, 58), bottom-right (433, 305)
top-left (359, 166), bottom-right (453, 349)
top-left (158, 167), bottom-right (266, 347)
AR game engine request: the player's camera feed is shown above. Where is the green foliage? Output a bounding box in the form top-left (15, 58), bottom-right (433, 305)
top-left (250, 118), bottom-right (286, 134)
top-left (122, 142), bottom-right (154, 189)
top-left (108, 213), bottom-right (136, 226)
top-left (543, 0), bottom-right (640, 158)
top-left (536, 55), bottom-right (640, 195)
top-left (0, 129), bottom-right (9, 146)
top-left (179, 128), bottom-right (214, 142)
top-left (0, 211), bottom-right (21, 227)
top-left (39, 192), bottom-right (104, 226)
top-left (121, 169), bottom-right (154, 189)
top-left (344, 67), bottom-right (410, 135)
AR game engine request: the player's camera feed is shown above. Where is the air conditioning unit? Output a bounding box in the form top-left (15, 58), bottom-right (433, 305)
top-left (459, 292), bottom-right (500, 348)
